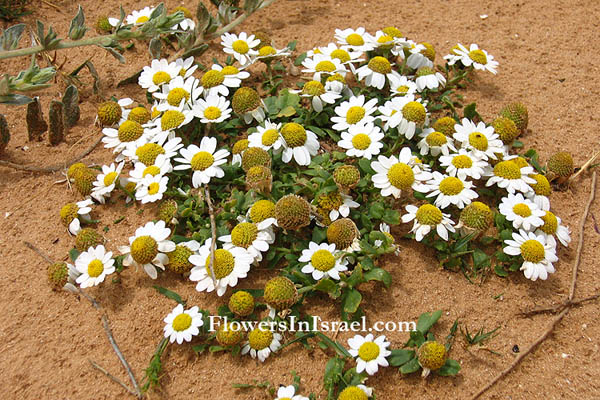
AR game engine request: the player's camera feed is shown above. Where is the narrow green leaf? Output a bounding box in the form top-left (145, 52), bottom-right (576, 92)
top-left (416, 310), bottom-right (442, 334)
top-left (388, 349), bottom-right (415, 366)
top-left (363, 268), bottom-right (392, 288)
top-left (153, 285), bottom-right (186, 305)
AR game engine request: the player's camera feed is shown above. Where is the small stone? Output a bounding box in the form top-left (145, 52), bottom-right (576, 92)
top-left (48, 100), bottom-right (65, 146)
top-left (0, 114), bottom-right (10, 153)
top-left (26, 97), bottom-right (48, 141)
top-left (62, 85), bottom-right (80, 128)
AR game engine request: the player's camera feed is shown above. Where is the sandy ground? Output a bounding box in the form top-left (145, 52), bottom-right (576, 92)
top-left (1, 0), bottom-right (600, 399)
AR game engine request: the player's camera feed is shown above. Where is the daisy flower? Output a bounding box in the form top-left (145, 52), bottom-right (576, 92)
top-left (232, 87), bottom-right (267, 124)
top-left (173, 137), bottom-right (230, 187)
top-left (275, 385), bottom-right (309, 400)
top-left (241, 326), bottom-right (282, 362)
top-left (425, 172), bottom-right (478, 209)
top-left (125, 6), bottom-right (154, 25)
top-left (280, 122), bottom-right (319, 166)
top-left (163, 304), bottom-right (204, 344)
top-left (219, 220), bottom-right (275, 263)
top-left (199, 64), bottom-right (247, 97)
top-left (503, 230), bottom-right (558, 281)
top-left (154, 102), bottom-right (195, 132)
top-left (331, 95), bottom-right (378, 132)
top-left (535, 210), bottom-right (571, 247)
top-left (390, 75), bottom-right (418, 97)
top-left (91, 162), bottom-right (124, 204)
top-left (417, 128), bottom-right (456, 157)
top-left (248, 120), bottom-right (284, 152)
top-left (221, 32), bottom-right (260, 66)
top-left (347, 333), bottom-right (391, 375)
top-left (292, 80), bottom-right (341, 113)
top-left (338, 385), bottom-right (373, 399)
top-left (453, 118), bottom-right (504, 161)
top-left (175, 56), bottom-right (198, 79)
top-left (193, 94), bottom-right (232, 124)
top-left (368, 30), bottom-right (405, 51)
top-left (129, 154), bottom-right (172, 186)
top-left (404, 42), bottom-right (435, 70)
top-left (123, 136), bottom-right (182, 166)
top-left (526, 173), bottom-right (552, 210)
top-left (254, 45), bottom-right (292, 63)
top-left (153, 75), bottom-right (200, 109)
top-left (378, 96), bottom-right (428, 139)
top-left (415, 66), bottom-right (446, 91)
top-left (136, 174), bottom-right (168, 204)
top-left (109, 98), bottom-right (134, 124)
top-left (439, 149), bottom-right (488, 180)
top-left (138, 59), bottom-right (182, 92)
top-left (402, 204), bottom-right (456, 241)
top-left (189, 238), bottom-right (253, 296)
top-left (314, 191), bottom-right (359, 224)
top-left (451, 43), bottom-right (499, 74)
top-left (373, 223), bottom-right (400, 255)
top-left (485, 160), bottom-right (536, 194)
top-left (371, 147), bottom-right (432, 198)
top-left (299, 242), bottom-right (349, 280)
top-left (60, 199), bottom-right (94, 235)
top-left (316, 42), bottom-right (364, 66)
top-left (119, 220), bottom-right (176, 279)
top-left (338, 122), bottom-right (384, 159)
top-left (498, 193), bottom-right (545, 231)
top-left (301, 53), bottom-right (347, 81)
top-left (75, 245), bottom-right (115, 288)
top-left (334, 27), bottom-right (375, 53)
top-left (102, 120), bottom-right (149, 160)
top-left (355, 56), bottom-right (401, 89)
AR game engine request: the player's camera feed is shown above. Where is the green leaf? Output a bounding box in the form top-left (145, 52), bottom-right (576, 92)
top-left (363, 268), bottom-right (392, 288)
top-left (400, 357), bottom-right (421, 374)
top-left (437, 358), bottom-right (461, 376)
top-left (68, 248), bottom-right (81, 262)
top-left (1, 24), bottom-right (26, 51)
top-left (0, 94), bottom-right (33, 105)
top-left (464, 102), bottom-right (480, 120)
top-left (416, 310), bottom-right (442, 334)
top-left (346, 264), bottom-right (364, 289)
top-left (494, 264), bottom-right (509, 277)
top-left (342, 289), bottom-right (362, 314)
top-left (382, 209), bottom-right (400, 225)
top-left (369, 203), bottom-right (384, 219)
top-left (294, 52), bottom-right (307, 66)
top-left (472, 248), bottom-right (490, 269)
top-left (323, 357), bottom-right (345, 388)
top-left (388, 349), bottom-right (415, 367)
top-left (153, 286), bottom-right (186, 305)
top-left (277, 105), bottom-right (296, 118)
top-left (314, 278), bottom-right (337, 294)
top-left (512, 140), bottom-right (524, 148)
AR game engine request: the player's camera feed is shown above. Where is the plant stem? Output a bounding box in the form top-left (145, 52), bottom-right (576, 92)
top-left (0, 35), bottom-right (117, 60)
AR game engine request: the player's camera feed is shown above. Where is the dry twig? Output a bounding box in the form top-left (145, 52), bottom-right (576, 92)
top-left (89, 360), bottom-right (137, 396)
top-left (204, 186), bottom-right (218, 286)
top-left (568, 149), bottom-right (600, 185)
top-left (517, 293), bottom-right (600, 317)
top-left (471, 171), bottom-right (597, 400)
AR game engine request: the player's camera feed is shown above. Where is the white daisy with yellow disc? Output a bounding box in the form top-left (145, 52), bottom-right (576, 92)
top-left (402, 41), bottom-right (435, 70)
top-left (417, 128), bottom-right (456, 157)
top-left (338, 122), bottom-right (384, 160)
top-left (192, 94), bottom-right (232, 124)
top-left (291, 79), bottom-right (342, 113)
top-left (275, 385), bottom-right (309, 400)
top-left (535, 209), bottom-right (571, 248)
top-left (173, 137), bottom-right (230, 188)
top-left (498, 193), bottom-right (545, 231)
top-left (347, 333), bottom-right (391, 375)
top-left (485, 159), bottom-right (536, 194)
top-left (221, 32), bottom-right (260, 66)
top-left (254, 45), bottom-right (291, 62)
top-left (337, 385), bottom-right (373, 400)
top-left (334, 27), bottom-right (376, 53)
top-left (390, 75), bottom-right (418, 98)
top-left (503, 230), bottom-right (558, 281)
top-left (248, 120), bottom-right (284, 152)
top-left (138, 58), bottom-right (182, 92)
top-left (163, 304), bottom-right (204, 344)
top-left (91, 162), bottom-right (124, 204)
top-left (126, 6), bottom-right (154, 25)
top-left (371, 147), bottom-right (432, 199)
top-left (331, 95), bottom-right (378, 132)
top-left (241, 326), bottom-right (282, 362)
top-left (75, 245), bottom-right (115, 288)
top-left (299, 242), bottom-right (348, 280)
top-left (219, 219), bottom-right (275, 263)
top-left (119, 220), bottom-right (176, 279)
top-left (378, 95), bottom-right (428, 139)
top-left (135, 174), bottom-right (168, 204)
top-left (280, 122), bottom-right (320, 166)
top-left (189, 238), bottom-right (254, 296)
top-left (315, 42), bottom-right (364, 66)
top-left (402, 203), bottom-right (456, 241)
top-left (368, 30), bottom-right (406, 51)
top-left (415, 66), bottom-right (446, 91)
top-left (373, 223), bottom-right (400, 255)
top-left (60, 199), bottom-right (94, 235)
top-left (453, 118), bottom-right (504, 161)
top-left (153, 75), bottom-right (200, 110)
top-left (448, 43), bottom-right (499, 74)
top-left (200, 64), bottom-right (248, 97)
top-left (102, 120), bottom-right (150, 160)
top-left (439, 149), bottom-right (488, 180)
top-left (153, 102), bottom-right (195, 132)
top-left (123, 136), bottom-right (182, 166)
top-left (301, 53), bottom-right (347, 81)
top-left (174, 56), bottom-right (198, 79)
top-left (355, 56), bottom-right (401, 90)
top-left (425, 171), bottom-right (478, 209)
top-left (129, 154), bottom-right (172, 187)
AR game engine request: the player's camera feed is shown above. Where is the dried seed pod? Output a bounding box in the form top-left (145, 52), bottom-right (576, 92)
top-left (26, 97), bottom-right (48, 141)
top-left (48, 100), bottom-right (64, 146)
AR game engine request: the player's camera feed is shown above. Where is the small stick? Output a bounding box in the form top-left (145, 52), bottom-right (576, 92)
top-left (23, 241), bottom-right (54, 264)
top-left (40, 0), bottom-right (62, 11)
top-left (470, 171), bottom-right (597, 400)
top-left (204, 186), bottom-right (218, 287)
top-left (89, 360), bottom-right (137, 396)
top-left (0, 136), bottom-right (102, 173)
top-left (518, 293), bottom-right (600, 317)
top-left (568, 149), bottom-right (600, 185)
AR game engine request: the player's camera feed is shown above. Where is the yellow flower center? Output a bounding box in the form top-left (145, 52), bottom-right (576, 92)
top-left (128, 107), bottom-right (151, 124)
top-left (258, 45), bottom-right (276, 56)
top-left (367, 56), bottom-right (392, 74)
top-left (315, 60), bottom-right (336, 73)
top-left (205, 249), bottom-right (235, 279)
top-left (161, 110), bottom-right (185, 131)
top-left (136, 16), bottom-right (149, 24)
top-left (377, 35), bottom-right (393, 44)
top-left (261, 129), bottom-right (279, 146)
top-left (232, 39), bottom-right (249, 54)
top-left (60, 203), bottom-right (79, 225)
top-left (346, 106), bottom-right (366, 125)
top-left (452, 155), bottom-right (473, 169)
top-left (131, 235), bottom-right (158, 264)
top-left (351, 133), bottom-right (372, 150)
top-left (395, 85), bottom-right (409, 95)
top-left (221, 65), bottom-right (239, 75)
top-left (468, 132), bottom-right (488, 151)
top-left (520, 239), bottom-right (545, 263)
top-left (358, 342), bottom-right (380, 361)
top-left (172, 6), bottom-right (193, 18)
top-left (493, 161), bottom-right (521, 179)
top-left (151, 107), bottom-right (161, 120)
top-left (416, 204), bottom-right (443, 225)
top-left (425, 131), bottom-right (447, 147)
top-left (530, 174), bottom-right (551, 196)
top-left (152, 71), bottom-right (171, 86)
top-left (118, 120), bottom-right (144, 142)
top-left (87, 259), bottom-right (104, 278)
top-left (317, 192), bottom-right (343, 210)
top-left (248, 328), bottom-right (273, 350)
top-left (201, 70), bottom-right (225, 88)
top-left (311, 249), bottom-right (336, 272)
top-left (190, 151), bottom-right (214, 171)
top-left (147, 182), bottom-right (160, 195)
top-left (510, 157), bottom-right (529, 169)
top-left (401, 101), bottom-right (426, 125)
top-left (330, 49), bottom-right (350, 63)
top-left (172, 313), bottom-right (192, 332)
top-left (382, 26), bottom-right (403, 38)
top-left (302, 80), bottom-right (325, 96)
top-left (143, 165), bottom-right (161, 177)
top-left (439, 176), bottom-right (464, 195)
top-left (203, 106), bottom-right (222, 121)
top-left (281, 122), bottom-right (307, 148)
top-left (250, 200), bottom-right (275, 223)
top-left (166, 87), bottom-right (190, 107)
top-left (540, 211), bottom-right (558, 235)
top-left (469, 49), bottom-right (488, 65)
top-left (103, 171), bottom-right (118, 187)
top-left (231, 222), bottom-right (258, 248)
top-left (421, 42), bottom-right (436, 61)
top-left (136, 143), bottom-right (165, 166)
top-left (338, 386), bottom-right (368, 400)
top-left (513, 203), bottom-right (532, 217)
top-left (387, 163), bottom-right (414, 190)
top-left (416, 66), bottom-right (434, 77)
top-left (346, 33), bottom-right (364, 46)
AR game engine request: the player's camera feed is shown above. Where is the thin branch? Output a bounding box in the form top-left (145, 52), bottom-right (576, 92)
top-left (0, 136), bottom-right (102, 173)
top-left (89, 360), bottom-right (137, 396)
top-left (0, 35), bottom-right (114, 60)
top-left (518, 293), bottom-right (600, 317)
top-left (204, 186), bottom-right (218, 287)
top-left (568, 149), bottom-right (600, 185)
top-left (23, 241), bottom-right (54, 264)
